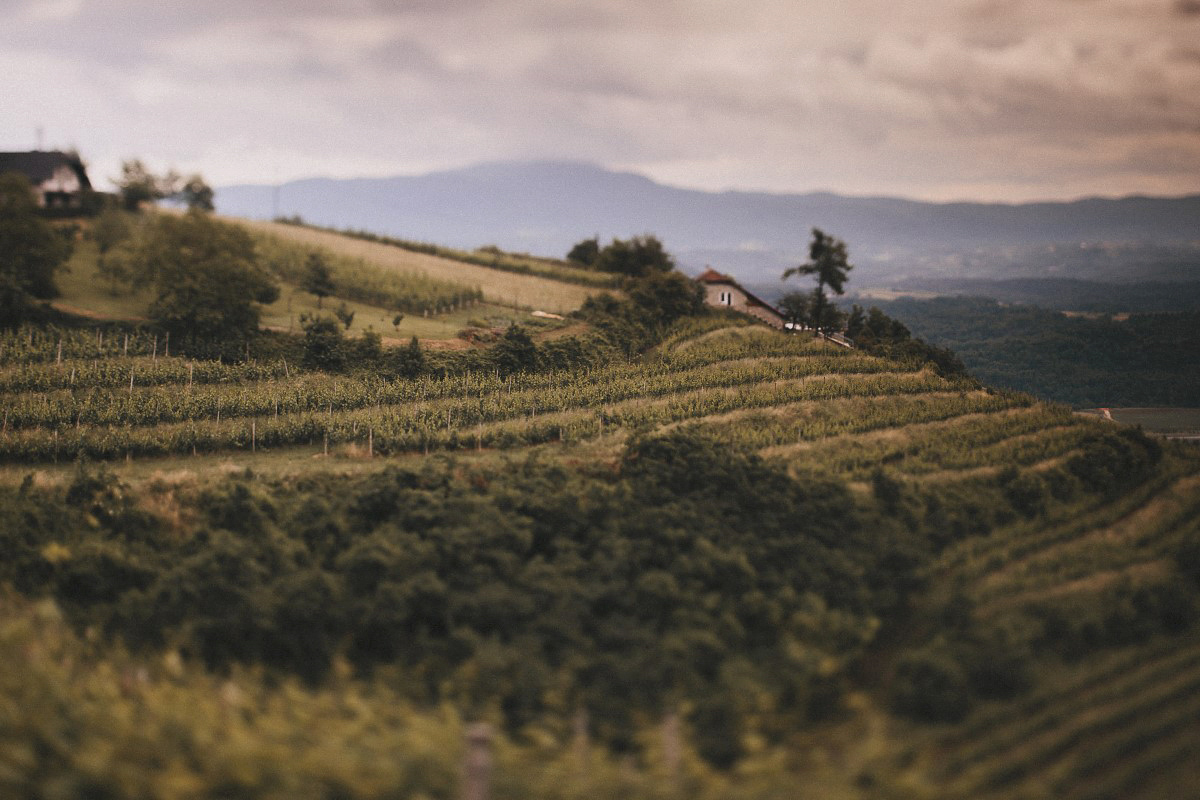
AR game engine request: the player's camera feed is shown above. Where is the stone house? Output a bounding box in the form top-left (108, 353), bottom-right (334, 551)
top-left (696, 268), bottom-right (785, 329)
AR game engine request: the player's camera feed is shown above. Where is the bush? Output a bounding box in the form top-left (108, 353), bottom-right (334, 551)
top-left (891, 648), bottom-right (971, 722)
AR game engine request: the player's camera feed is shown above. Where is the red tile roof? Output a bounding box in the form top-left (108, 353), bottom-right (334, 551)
top-left (696, 268), bottom-right (733, 284)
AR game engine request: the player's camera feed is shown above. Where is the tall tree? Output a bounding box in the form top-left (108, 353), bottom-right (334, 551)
top-left (0, 172), bottom-right (71, 325)
top-left (302, 252), bottom-right (335, 308)
top-left (782, 229), bottom-right (853, 333)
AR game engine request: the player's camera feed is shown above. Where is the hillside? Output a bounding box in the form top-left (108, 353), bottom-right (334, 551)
top-left (215, 160), bottom-right (1200, 285)
top-left (2, 309), bottom-right (1198, 798)
top-left (50, 213), bottom-right (604, 349)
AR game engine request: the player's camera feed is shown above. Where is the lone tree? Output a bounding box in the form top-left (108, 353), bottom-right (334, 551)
top-left (125, 212), bottom-right (279, 351)
top-left (782, 228), bottom-right (853, 333)
top-left (302, 252), bottom-right (335, 308)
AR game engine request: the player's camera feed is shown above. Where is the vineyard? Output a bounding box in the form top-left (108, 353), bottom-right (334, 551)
top-left (1, 320), bottom-right (1199, 798)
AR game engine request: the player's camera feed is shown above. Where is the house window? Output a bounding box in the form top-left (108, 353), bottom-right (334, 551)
top-left (718, 290), bottom-right (732, 305)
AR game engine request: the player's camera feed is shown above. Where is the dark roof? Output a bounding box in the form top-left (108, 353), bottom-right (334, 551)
top-left (0, 151), bottom-right (92, 190)
top-left (697, 268), bottom-right (734, 284)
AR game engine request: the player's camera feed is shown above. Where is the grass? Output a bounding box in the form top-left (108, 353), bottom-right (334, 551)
top-left (232, 217), bottom-right (606, 313)
top-left (50, 228), bottom-right (573, 346)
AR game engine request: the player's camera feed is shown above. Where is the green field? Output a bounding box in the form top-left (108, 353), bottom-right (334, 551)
top-left (52, 214), bottom-right (600, 348)
top-left (2, 306), bottom-right (1199, 798)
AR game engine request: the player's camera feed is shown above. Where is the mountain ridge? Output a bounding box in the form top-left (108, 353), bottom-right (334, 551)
top-left (216, 161), bottom-right (1200, 285)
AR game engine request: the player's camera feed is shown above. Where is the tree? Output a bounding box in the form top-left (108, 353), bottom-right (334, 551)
top-left (566, 236), bottom-right (600, 266)
top-left (91, 208), bottom-right (134, 294)
top-left (334, 302), bottom-right (355, 330)
top-left (300, 313), bottom-right (345, 371)
top-left (0, 172), bottom-right (71, 325)
top-left (177, 174), bottom-right (214, 212)
top-left (782, 229), bottom-right (853, 333)
top-left (115, 160), bottom-right (171, 211)
top-left (302, 252), bottom-right (335, 308)
top-left (126, 212), bottom-right (279, 348)
top-left (778, 291), bottom-right (813, 329)
top-left (593, 235), bottom-right (675, 277)
top-left (395, 335), bottom-right (425, 378)
top-left (626, 270), bottom-right (704, 326)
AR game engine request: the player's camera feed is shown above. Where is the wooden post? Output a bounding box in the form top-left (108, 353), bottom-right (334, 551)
top-left (662, 712), bottom-right (681, 789)
top-left (323, 431), bottom-right (328, 457)
top-left (573, 709), bottom-right (590, 771)
top-left (129, 368), bottom-right (134, 393)
top-left (123, 333), bottom-right (128, 356)
top-left (56, 340), bottom-right (62, 365)
top-left (164, 331), bottom-right (169, 358)
top-left (251, 420), bottom-right (256, 453)
top-left (368, 425), bottom-right (373, 458)
top-left (188, 362), bottom-right (194, 388)
top-left (152, 334), bottom-right (157, 362)
top-left (283, 358), bottom-right (289, 379)
top-left (462, 723), bottom-right (492, 800)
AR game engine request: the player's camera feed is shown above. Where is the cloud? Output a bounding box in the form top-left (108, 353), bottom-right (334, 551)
top-left (0, 0), bottom-right (1197, 202)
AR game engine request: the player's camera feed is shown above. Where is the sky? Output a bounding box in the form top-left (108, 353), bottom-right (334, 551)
top-left (2, 0), bottom-right (1199, 202)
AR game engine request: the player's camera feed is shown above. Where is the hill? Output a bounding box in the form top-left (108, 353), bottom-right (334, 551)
top-left (215, 160), bottom-right (1200, 285)
top-left (49, 213), bottom-right (606, 349)
top-left (1, 307), bottom-right (1198, 798)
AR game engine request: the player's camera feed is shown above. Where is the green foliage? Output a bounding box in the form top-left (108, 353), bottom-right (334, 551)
top-left (120, 212), bottom-right (279, 351)
top-left (874, 296), bottom-right (1200, 406)
top-left (301, 251), bottom-right (335, 307)
top-left (566, 235), bottom-right (600, 266)
top-left (892, 648), bottom-right (972, 722)
top-left (0, 172), bottom-right (72, 323)
top-left (782, 229), bottom-right (852, 333)
top-left (395, 335), bottom-right (425, 378)
top-left (592, 235), bottom-right (675, 277)
top-left (300, 313), bottom-right (345, 372)
top-left (845, 304), bottom-right (968, 377)
top-left (176, 174), bottom-right (213, 212)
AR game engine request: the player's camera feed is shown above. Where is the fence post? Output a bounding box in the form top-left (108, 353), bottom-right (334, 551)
top-left (462, 722), bottom-right (492, 800)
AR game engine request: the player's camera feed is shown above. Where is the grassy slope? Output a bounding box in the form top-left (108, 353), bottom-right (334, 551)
top-left (53, 218), bottom-right (601, 347)
top-left (2, 317), bottom-right (1198, 796)
top-left (232, 217), bottom-right (601, 313)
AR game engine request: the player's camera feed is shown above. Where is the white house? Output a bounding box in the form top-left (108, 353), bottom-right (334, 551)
top-left (0, 151), bottom-right (93, 209)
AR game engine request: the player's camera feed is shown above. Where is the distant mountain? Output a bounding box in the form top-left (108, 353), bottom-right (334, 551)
top-left (216, 161), bottom-right (1200, 287)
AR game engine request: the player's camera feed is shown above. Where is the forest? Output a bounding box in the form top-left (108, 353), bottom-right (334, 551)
top-left (866, 296), bottom-right (1200, 408)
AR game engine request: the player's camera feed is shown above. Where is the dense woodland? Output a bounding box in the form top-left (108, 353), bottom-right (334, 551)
top-left (866, 296), bottom-right (1200, 408)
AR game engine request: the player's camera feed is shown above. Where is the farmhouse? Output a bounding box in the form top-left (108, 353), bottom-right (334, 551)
top-left (696, 268), bottom-right (785, 329)
top-left (0, 150), bottom-right (93, 210)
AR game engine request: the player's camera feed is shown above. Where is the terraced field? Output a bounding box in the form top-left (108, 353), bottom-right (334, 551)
top-left (2, 321), bottom-right (1198, 798)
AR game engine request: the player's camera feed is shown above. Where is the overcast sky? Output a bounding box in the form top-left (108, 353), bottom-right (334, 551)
top-left (2, 0), bottom-right (1199, 202)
